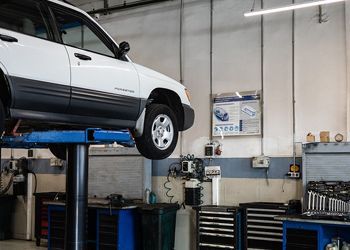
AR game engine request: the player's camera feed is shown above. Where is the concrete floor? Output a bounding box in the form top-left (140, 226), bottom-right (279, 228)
top-left (0, 240), bottom-right (46, 250)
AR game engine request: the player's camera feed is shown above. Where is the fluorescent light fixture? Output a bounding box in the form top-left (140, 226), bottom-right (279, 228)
top-left (244, 0), bottom-right (345, 17)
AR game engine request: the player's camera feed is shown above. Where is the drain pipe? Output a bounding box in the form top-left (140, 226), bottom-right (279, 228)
top-left (292, 0), bottom-right (297, 167)
top-left (209, 0), bottom-right (214, 142)
top-left (179, 0), bottom-right (184, 155)
top-left (260, 0), bottom-right (265, 156)
top-left (345, 1), bottom-right (350, 140)
top-left (26, 173), bottom-right (33, 240)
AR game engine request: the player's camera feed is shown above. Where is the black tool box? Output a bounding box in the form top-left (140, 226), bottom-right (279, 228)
top-left (196, 205), bottom-right (243, 250)
top-left (240, 201), bottom-right (301, 250)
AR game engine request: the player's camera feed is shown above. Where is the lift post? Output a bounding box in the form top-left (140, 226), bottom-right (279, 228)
top-left (0, 128), bottom-right (134, 250)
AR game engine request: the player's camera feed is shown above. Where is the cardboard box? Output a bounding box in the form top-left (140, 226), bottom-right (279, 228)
top-left (320, 131), bottom-right (330, 143)
top-left (306, 133), bottom-right (315, 142)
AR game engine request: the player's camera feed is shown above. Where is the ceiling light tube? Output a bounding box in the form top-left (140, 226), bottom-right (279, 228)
top-left (244, 0), bottom-right (345, 17)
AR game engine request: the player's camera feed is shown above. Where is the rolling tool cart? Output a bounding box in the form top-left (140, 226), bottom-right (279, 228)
top-left (47, 203), bottom-right (97, 250)
top-left (196, 205), bottom-right (242, 250)
top-left (240, 201), bottom-right (301, 250)
top-left (34, 192), bottom-right (65, 246)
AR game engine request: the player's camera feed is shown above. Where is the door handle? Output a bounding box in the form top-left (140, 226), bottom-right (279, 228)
top-left (0, 34), bottom-right (18, 42)
top-left (74, 53), bottom-right (91, 61)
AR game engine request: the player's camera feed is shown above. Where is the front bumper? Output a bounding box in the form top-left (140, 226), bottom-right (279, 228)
top-left (182, 104), bottom-right (195, 131)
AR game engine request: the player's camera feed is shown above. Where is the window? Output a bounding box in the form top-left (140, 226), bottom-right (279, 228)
top-left (51, 8), bottom-right (115, 57)
top-left (0, 0), bottom-right (49, 39)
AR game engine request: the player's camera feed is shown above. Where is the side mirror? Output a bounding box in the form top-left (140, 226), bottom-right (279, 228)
top-left (117, 41), bottom-right (130, 58)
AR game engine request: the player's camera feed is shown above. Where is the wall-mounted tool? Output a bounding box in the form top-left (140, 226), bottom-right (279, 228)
top-left (181, 161), bottom-right (195, 174)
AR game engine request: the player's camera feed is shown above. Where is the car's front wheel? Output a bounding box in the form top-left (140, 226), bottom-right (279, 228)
top-left (135, 104), bottom-right (178, 160)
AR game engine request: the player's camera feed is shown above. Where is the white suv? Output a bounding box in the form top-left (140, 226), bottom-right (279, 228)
top-left (0, 0), bottom-right (194, 160)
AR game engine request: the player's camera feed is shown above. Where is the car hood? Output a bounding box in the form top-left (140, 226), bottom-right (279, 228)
top-left (133, 63), bottom-right (184, 88)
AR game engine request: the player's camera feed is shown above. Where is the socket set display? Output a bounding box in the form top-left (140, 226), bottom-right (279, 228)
top-left (305, 181), bottom-right (350, 219)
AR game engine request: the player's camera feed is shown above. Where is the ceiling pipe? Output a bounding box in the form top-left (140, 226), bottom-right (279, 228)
top-left (88, 0), bottom-right (173, 15)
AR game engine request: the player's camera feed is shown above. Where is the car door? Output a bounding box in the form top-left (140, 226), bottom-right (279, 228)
top-left (49, 4), bottom-right (141, 122)
top-left (0, 0), bottom-right (71, 114)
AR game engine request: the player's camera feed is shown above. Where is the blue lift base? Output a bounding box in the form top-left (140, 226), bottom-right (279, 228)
top-left (0, 128), bottom-right (135, 148)
top-left (0, 128), bottom-right (135, 250)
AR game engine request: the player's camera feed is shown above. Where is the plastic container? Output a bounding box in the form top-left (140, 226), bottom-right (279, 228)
top-left (139, 203), bottom-right (178, 250)
top-left (0, 195), bottom-right (16, 240)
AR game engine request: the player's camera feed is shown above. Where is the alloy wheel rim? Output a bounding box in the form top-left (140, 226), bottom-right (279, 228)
top-left (151, 114), bottom-right (174, 150)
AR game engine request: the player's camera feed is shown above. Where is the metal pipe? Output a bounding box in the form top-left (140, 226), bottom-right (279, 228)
top-left (65, 144), bottom-right (89, 250)
top-left (292, 0), bottom-right (296, 167)
top-left (345, 0), bottom-right (350, 139)
top-left (260, 0), bottom-right (265, 155)
top-left (179, 0), bottom-right (184, 155)
top-left (88, 0), bottom-right (172, 15)
top-left (26, 173), bottom-right (33, 240)
top-left (209, 0), bottom-right (213, 141)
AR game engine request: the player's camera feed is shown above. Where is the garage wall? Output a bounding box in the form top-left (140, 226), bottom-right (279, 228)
top-left (68, 0), bottom-right (349, 204)
top-left (0, 0), bottom-right (348, 246)
top-left (73, 0), bottom-right (348, 157)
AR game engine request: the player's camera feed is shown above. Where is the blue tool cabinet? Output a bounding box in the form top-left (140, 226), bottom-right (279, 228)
top-left (283, 220), bottom-right (350, 250)
top-left (96, 207), bottom-right (138, 250)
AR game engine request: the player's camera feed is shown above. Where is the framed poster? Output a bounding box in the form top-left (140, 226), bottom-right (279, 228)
top-left (212, 90), bottom-right (261, 137)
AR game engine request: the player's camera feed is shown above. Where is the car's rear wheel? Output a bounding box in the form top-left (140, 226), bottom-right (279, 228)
top-left (135, 104), bottom-right (178, 160)
top-left (0, 100), bottom-right (5, 136)
top-left (49, 144), bottom-right (67, 161)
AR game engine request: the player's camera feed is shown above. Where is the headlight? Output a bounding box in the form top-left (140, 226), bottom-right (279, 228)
top-left (185, 89), bottom-right (191, 102)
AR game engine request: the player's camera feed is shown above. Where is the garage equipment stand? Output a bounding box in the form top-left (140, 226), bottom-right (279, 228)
top-left (0, 128), bottom-right (134, 250)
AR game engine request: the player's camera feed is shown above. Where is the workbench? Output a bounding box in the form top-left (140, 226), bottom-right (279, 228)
top-left (277, 215), bottom-right (350, 250)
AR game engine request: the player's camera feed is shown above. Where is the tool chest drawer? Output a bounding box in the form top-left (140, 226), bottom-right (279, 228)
top-left (240, 201), bottom-right (301, 250)
top-left (196, 206), bottom-right (242, 250)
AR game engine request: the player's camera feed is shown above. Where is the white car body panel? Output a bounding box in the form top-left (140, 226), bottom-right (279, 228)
top-left (65, 46), bottom-right (140, 98)
top-left (47, 0), bottom-right (189, 106)
top-left (134, 64), bottom-right (190, 106)
top-left (0, 28), bottom-right (70, 87)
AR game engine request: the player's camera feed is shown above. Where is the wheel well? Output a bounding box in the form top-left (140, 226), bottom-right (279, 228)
top-left (148, 88), bottom-right (185, 130)
top-left (0, 69), bottom-right (11, 109)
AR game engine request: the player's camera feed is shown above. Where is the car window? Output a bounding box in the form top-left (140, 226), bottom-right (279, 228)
top-left (51, 8), bottom-right (115, 58)
top-left (0, 0), bottom-right (49, 39)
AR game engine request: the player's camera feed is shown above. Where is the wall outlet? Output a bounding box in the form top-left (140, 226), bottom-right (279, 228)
top-left (252, 156), bottom-right (270, 168)
top-left (287, 172), bottom-right (301, 179)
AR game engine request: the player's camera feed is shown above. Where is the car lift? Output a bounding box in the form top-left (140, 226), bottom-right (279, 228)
top-left (0, 128), bottom-right (135, 250)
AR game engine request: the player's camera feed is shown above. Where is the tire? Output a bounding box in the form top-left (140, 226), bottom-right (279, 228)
top-left (49, 144), bottom-right (67, 161)
top-left (0, 100), bottom-right (5, 136)
top-left (135, 104), bottom-right (178, 160)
